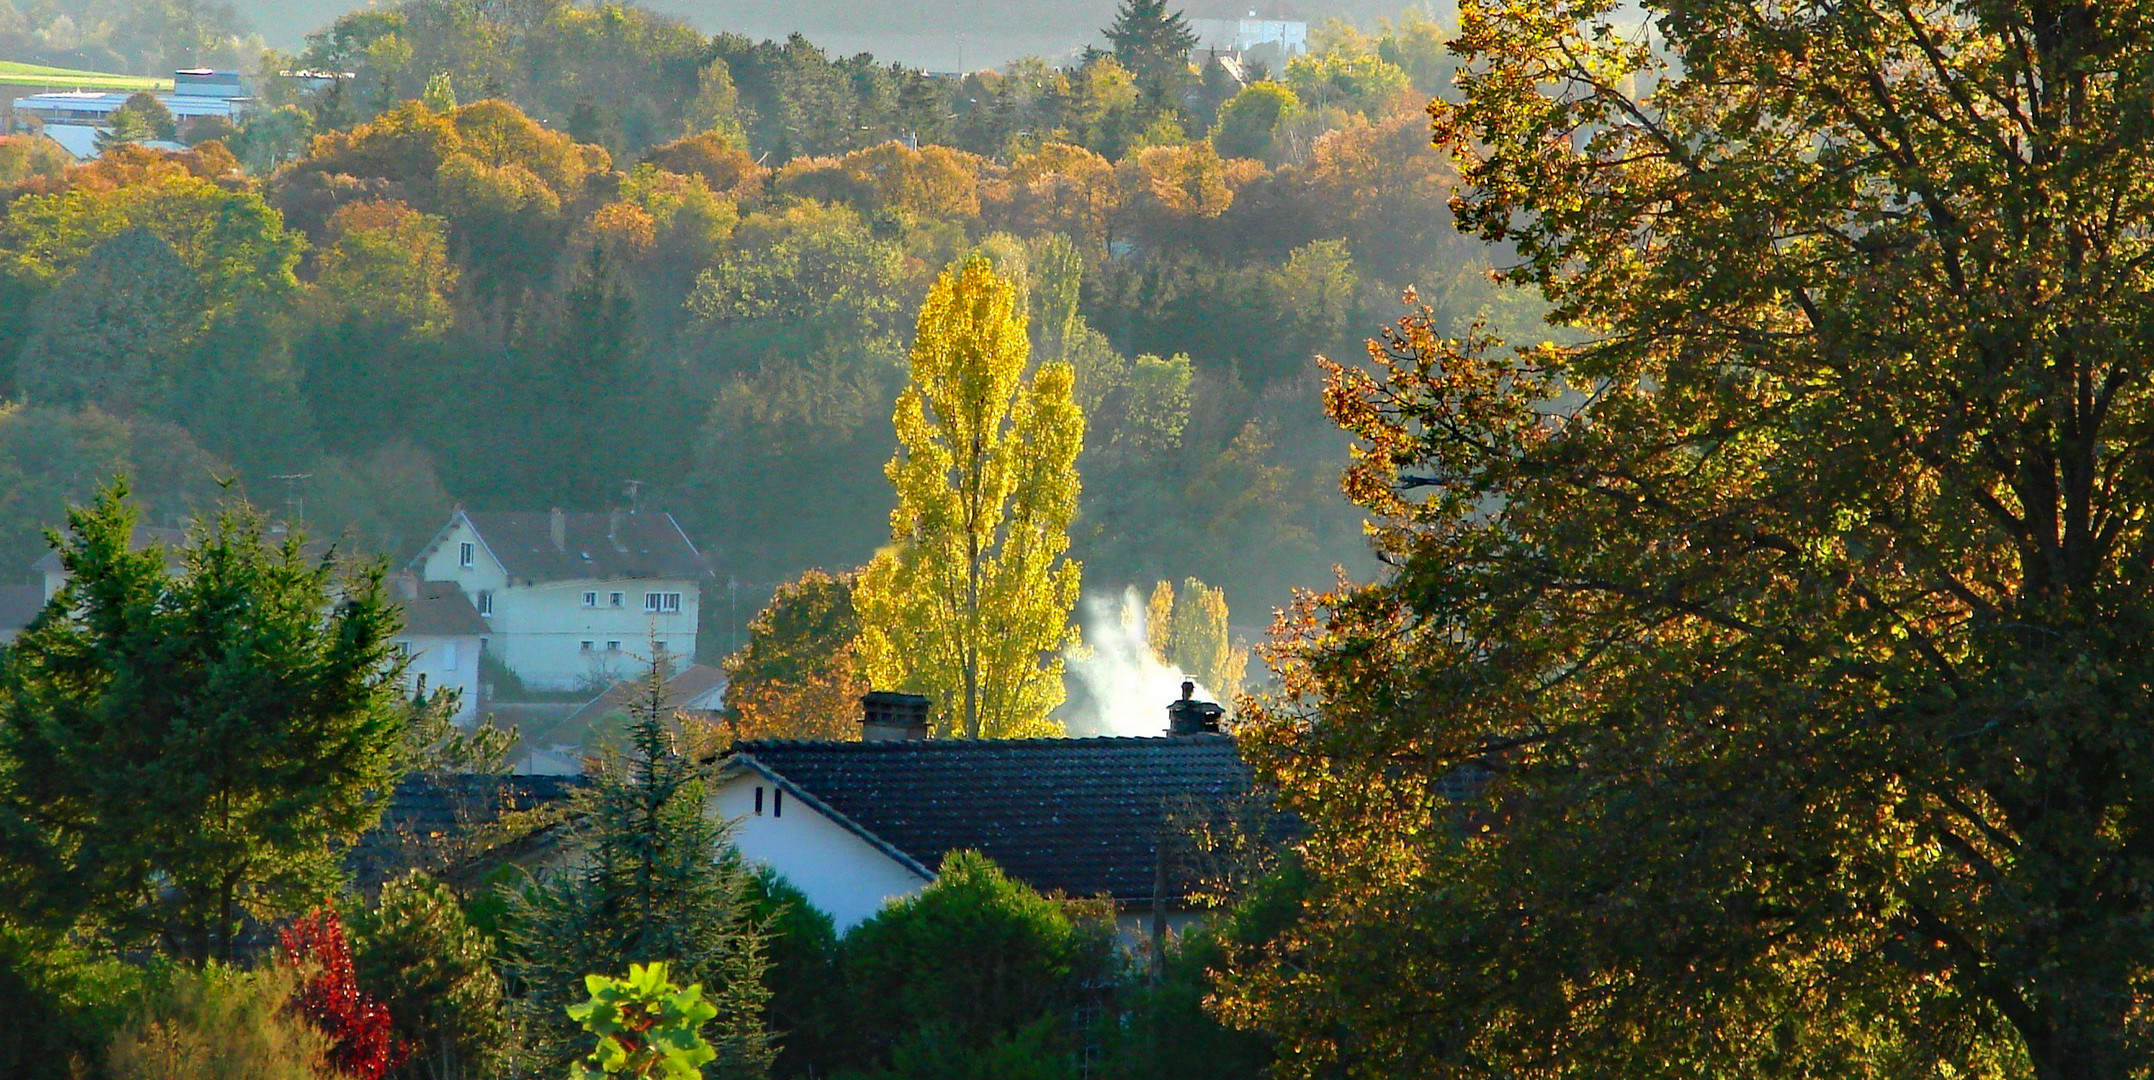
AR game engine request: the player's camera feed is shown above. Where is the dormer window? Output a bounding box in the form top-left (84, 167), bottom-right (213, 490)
top-left (458, 541), bottom-right (475, 568)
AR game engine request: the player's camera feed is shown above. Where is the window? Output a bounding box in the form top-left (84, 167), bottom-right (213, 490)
top-left (582, 591), bottom-right (597, 608)
top-left (773, 788), bottom-right (784, 817)
top-left (415, 673), bottom-right (428, 696)
top-left (580, 640), bottom-right (594, 652)
top-left (653, 640), bottom-right (668, 656)
top-left (644, 592), bottom-right (682, 614)
top-left (440, 640), bottom-right (458, 671)
top-left (605, 641), bottom-right (621, 652)
top-left (396, 641), bottom-right (412, 657)
top-left (754, 786), bottom-right (764, 815)
top-left (476, 591), bottom-right (493, 616)
top-left (458, 541), bottom-right (475, 568)
top-left (609, 591), bottom-right (624, 608)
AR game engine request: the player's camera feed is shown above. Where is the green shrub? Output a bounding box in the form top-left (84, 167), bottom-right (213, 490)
top-left (0, 921), bottom-right (141, 1080)
top-left (743, 871), bottom-right (842, 1078)
top-left (103, 962), bottom-right (336, 1080)
top-left (348, 872), bottom-right (509, 1080)
top-left (838, 851), bottom-right (1115, 1069)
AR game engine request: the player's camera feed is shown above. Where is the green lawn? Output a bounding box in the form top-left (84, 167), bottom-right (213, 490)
top-left (0, 61), bottom-right (169, 92)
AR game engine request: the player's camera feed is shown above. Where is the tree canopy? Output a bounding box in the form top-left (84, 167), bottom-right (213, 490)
top-left (0, 485), bottom-right (407, 963)
top-left (1225, 0), bottom-right (2154, 1074)
top-left (857, 259), bottom-right (1084, 738)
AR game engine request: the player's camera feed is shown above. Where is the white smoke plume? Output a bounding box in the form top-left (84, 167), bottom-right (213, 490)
top-left (1063, 588), bottom-right (1210, 737)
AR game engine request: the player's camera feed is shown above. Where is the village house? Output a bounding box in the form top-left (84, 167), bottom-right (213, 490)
top-left (391, 575), bottom-right (488, 723)
top-left (410, 509), bottom-right (711, 693)
top-left (709, 689), bottom-right (1256, 937)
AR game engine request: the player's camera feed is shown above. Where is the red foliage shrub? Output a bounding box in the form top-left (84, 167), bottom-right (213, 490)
top-left (281, 906), bottom-right (410, 1080)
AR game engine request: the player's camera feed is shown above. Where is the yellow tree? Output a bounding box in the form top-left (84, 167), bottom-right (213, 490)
top-left (857, 258), bottom-right (1084, 739)
top-left (1145, 577), bottom-right (1247, 705)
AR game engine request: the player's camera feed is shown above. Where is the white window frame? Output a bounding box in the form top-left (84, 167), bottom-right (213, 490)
top-left (609, 591), bottom-right (624, 608)
top-left (580, 640), bottom-right (595, 652)
top-left (477, 590), bottom-right (493, 616)
top-left (582, 591), bottom-right (597, 608)
top-left (644, 591), bottom-right (682, 614)
top-left (459, 541), bottom-right (475, 568)
top-left (605, 640), bottom-right (622, 652)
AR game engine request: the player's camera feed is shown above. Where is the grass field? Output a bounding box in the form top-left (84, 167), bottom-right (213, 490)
top-left (0, 61), bottom-right (170, 92)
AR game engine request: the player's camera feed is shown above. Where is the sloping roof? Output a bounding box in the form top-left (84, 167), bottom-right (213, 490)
top-left (397, 580), bottom-right (487, 637)
top-left (426, 510), bottom-right (709, 584)
top-left (566, 663), bottom-right (728, 726)
top-left (725, 735), bottom-right (1260, 902)
top-left (347, 772), bottom-right (584, 888)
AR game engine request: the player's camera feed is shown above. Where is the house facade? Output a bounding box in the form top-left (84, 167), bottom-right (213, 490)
top-left (392, 577), bottom-right (488, 723)
top-left (411, 509), bottom-right (710, 693)
top-left (709, 695), bottom-right (1258, 936)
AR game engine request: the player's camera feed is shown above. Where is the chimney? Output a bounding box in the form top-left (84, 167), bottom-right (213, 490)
top-left (860, 691), bottom-right (932, 741)
top-left (1167, 680), bottom-right (1224, 735)
top-left (549, 507), bottom-right (566, 552)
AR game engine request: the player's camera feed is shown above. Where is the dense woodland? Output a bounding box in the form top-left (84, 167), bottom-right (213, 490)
top-left (0, 0), bottom-right (1522, 646)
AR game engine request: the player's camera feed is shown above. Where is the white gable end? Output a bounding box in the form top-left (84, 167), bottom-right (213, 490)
top-left (709, 769), bottom-right (930, 931)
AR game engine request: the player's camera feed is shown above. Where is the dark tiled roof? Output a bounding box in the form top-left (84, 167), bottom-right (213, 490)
top-left (727, 735), bottom-right (1258, 902)
top-left (396, 581), bottom-right (487, 637)
top-left (348, 772), bottom-right (584, 888)
top-left (433, 511), bottom-right (708, 584)
top-left (0, 584), bottom-right (44, 634)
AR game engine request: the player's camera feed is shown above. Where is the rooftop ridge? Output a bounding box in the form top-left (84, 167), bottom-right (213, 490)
top-left (732, 732), bottom-right (1232, 751)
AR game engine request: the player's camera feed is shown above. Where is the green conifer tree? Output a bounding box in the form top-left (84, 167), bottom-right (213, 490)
top-left (0, 483), bottom-right (408, 963)
top-left (1103, 0), bottom-right (1199, 95)
top-left (506, 658), bottom-right (772, 1079)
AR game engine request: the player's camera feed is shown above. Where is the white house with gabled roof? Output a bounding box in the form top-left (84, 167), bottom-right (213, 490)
top-left (411, 508), bottom-right (711, 692)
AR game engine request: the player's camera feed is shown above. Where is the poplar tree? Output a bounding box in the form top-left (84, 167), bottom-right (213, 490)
top-left (0, 484), bottom-right (407, 963)
top-left (857, 258), bottom-right (1084, 739)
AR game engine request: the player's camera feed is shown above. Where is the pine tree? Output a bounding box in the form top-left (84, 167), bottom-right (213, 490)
top-left (0, 484), bottom-right (408, 963)
top-left (856, 258), bottom-right (1085, 739)
top-left (1103, 0), bottom-right (1198, 91)
top-left (506, 659), bottom-right (772, 1079)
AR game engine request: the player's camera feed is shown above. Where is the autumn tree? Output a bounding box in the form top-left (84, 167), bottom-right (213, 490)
top-left (856, 258), bottom-right (1084, 739)
top-left (1145, 577), bottom-right (1245, 705)
top-left (0, 485), bottom-right (408, 963)
top-left (722, 569), bottom-right (870, 742)
top-left (1225, 0), bottom-right (2154, 1075)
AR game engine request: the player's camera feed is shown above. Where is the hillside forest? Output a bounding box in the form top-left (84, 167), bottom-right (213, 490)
top-left (0, 0), bottom-right (1532, 649)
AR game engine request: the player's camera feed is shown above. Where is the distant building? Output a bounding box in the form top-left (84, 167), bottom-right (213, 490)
top-left (16, 69), bottom-right (253, 161)
top-left (392, 575), bottom-right (489, 723)
top-left (0, 583), bottom-right (42, 644)
top-left (410, 509), bottom-right (712, 693)
top-left (1189, 16), bottom-right (1309, 58)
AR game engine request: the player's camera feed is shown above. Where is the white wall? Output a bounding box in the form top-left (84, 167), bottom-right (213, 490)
top-left (490, 579), bottom-right (700, 691)
top-left (709, 770), bottom-right (930, 931)
top-left (418, 515), bottom-right (701, 691)
top-left (396, 632), bottom-right (482, 723)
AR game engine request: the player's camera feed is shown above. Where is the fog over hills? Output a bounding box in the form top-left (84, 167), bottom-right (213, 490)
top-left (234, 0), bottom-right (1448, 68)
